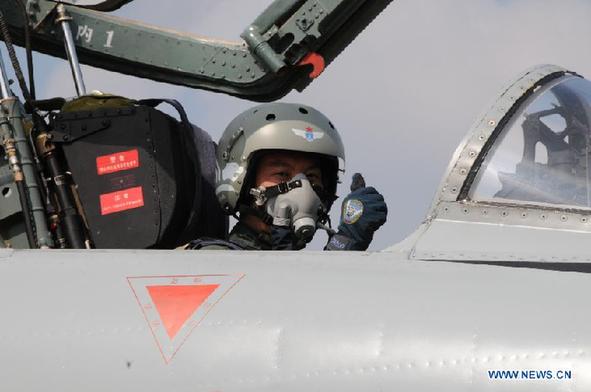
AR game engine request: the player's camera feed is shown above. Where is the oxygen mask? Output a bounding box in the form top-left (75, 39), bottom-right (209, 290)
top-left (250, 173), bottom-right (325, 244)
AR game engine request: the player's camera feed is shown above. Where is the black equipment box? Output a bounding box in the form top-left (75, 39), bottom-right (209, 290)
top-left (51, 100), bottom-right (227, 249)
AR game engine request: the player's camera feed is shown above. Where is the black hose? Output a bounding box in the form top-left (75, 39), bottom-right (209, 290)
top-left (45, 156), bottom-right (86, 249)
top-left (16, 0), bottom-right (35, 100)
top-left (16, 178), bottom-right (37, 247)
top-left (0, 8), bottom-right (33, 104)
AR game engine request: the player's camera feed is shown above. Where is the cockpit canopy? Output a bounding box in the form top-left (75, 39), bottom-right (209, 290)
top-left (409, 65), bottom-right (591, 266)
top-left (471, 75), bottom-right (591, 210)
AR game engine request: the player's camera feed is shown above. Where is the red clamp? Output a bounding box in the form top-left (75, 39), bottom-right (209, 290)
top-left (298, 52), bottom-right (326, 79)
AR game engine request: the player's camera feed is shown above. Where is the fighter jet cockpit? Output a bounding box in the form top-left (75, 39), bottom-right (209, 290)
top-left (0, 0), bottom-right (588, 267)
top-left (1, 4), bottom-right (591, 391)
top-left (472, 74), bottom-right (591, 209)
top-left (0, 0), bottom-right (392, 250)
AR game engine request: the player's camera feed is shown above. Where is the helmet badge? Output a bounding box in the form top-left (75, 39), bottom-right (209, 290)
top-left (293, 127), bottom-right (324, 142)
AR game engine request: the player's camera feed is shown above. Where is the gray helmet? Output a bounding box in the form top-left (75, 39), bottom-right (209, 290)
top-left (215, 102), bottom-right (345, 214)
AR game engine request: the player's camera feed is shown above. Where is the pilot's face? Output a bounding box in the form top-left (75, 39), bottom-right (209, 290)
top-left (255, 150), bottom-right (323, 190)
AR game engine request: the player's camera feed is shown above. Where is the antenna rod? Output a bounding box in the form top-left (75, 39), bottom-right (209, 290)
top-left (56, 4), bottom-right (86, 96)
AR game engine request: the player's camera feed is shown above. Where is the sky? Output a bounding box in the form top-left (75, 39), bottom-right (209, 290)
top-left (4, 0), bottom-right (591, 250)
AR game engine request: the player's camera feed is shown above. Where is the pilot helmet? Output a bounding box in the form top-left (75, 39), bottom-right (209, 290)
top-left (215, 102), bottom-right (345, 214)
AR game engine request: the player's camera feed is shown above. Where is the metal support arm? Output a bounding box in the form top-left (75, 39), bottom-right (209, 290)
top-left (1, 0), bottom-right (392, 101)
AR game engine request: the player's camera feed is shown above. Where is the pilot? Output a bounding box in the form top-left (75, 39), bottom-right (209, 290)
top-left (187, 102), bottom-right (387, 250)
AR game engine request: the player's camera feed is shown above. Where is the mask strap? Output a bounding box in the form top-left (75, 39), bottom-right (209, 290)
top-left (249, 179), bottom-right (303, 206)
top-left (238, 204), bottom-right (273, 225)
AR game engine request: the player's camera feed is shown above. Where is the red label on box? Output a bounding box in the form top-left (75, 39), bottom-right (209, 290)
top-left (100, 186), bottom-right (144, 215)
top-left (96, 149), bottom-right (139, 175)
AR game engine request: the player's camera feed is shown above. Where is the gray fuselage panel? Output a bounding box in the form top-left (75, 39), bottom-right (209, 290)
top-left (0, 249), bottom-right (588, 391)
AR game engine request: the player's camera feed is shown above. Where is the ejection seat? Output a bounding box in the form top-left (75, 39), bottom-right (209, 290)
top-left (490, 78), bottom-right (591, 209)
top-left (494, 106), bottom-right (587, 206)
top-left (40, 95), bottom-right (227, 249)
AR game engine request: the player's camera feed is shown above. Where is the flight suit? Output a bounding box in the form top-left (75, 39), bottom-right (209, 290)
top-left (186, 221), bottom-right (272, 250)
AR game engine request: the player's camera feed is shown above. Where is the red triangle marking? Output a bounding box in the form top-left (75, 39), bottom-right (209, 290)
top-left (146, 284), bottom-right (219, 340)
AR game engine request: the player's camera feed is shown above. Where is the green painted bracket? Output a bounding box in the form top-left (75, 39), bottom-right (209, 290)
top-left (2, 0), bottom-right (392, 101)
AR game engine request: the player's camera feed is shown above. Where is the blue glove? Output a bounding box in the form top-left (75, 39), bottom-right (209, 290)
top-left (326, 174), bottom-right (387, 251)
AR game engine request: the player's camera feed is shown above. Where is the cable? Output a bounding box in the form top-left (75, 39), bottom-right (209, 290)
top-left (2, 135), bottom-right (37, 248)
top-left (16, 0), bottom-right (35, 100)
top-left (0, 8), bottom-right (33, 105)
top-left (16, 178), bottom-right (37, 247)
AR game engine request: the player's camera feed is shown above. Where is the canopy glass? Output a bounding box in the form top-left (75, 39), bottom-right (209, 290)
top-left (471, 76), bottom-right (591, 209)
